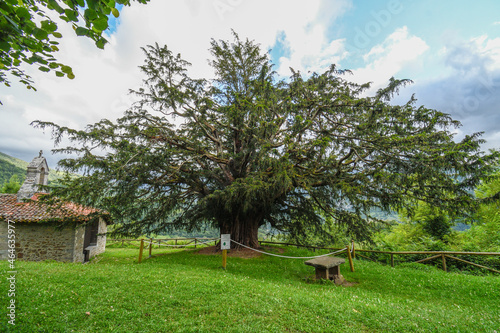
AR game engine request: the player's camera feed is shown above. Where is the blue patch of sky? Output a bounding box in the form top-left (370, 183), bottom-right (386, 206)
top-left (269, 31), bottom-right (291, 68)
top-left (106, 4), bottom-right (124, 35)
top-left (326, 0), bottom-right (500, 79)
top-left (329, 0), bottom-right (409, 69)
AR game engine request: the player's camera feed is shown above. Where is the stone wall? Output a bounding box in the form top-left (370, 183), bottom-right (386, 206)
top-left (0, 219), bottom-right (108, 263)
top-left (96, 218), bottom-right (107, 255)
top-left (73, 224), bottom-right (86, 263)
top-left (12, 223), bottom-right (76, 262)
top-left (0, 220), bottom-right (8, 260)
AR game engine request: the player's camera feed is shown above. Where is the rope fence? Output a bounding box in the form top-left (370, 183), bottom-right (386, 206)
top-left (127, 236), bottom-right (498, 274)
top-left (258, 240), bottom-right (500, 274)
top-left (230, 240), bottom-right (348, 259)
top-left (157, 239), bottom-right (218, 247)
top-left (134, 238), bottom-right (219, 263)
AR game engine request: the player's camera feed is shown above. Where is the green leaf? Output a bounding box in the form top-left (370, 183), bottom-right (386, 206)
top-left (32, 28), bottom-right (48, 40)
top-left (63, 0), bottom-right (75, 8)
top-left (52, 32), bottom-right (63, 38)
top-left (76, 0), bottom-right (85, 7)
top-left (87, 0), bottom-right (98, 10)
top-left (67, 72), bottom-right (75, 79)
top-left (41, 20), bottom-right (58, 33)
top-left (0, 2), bottom-right (14, 12)
top-left (111, 8), bottom-right (119, 18)
top-left (47, 0), bottom-right (65, 14)
top-left (15, 7), bottom-right (31, 20)
top-left (55, 71), bottom-right (65, 77)
top-left (59, 16), bottom-right (71, 23)
top-left (60, 65), bottom-right (72, 74)
top-left (0, 41), bottom-right (10, 52)
top-left (93, 17), bottom-right (108, 32)
top-left (64, 9), bottom-right (78, 22)
top-left (96, 37), bottom-right (107, 50)
top-left (84, 8), bottom-right (98, 21)
top-left (49, 62), bottom-right (59, 69)
top-left (75, 27), bottom-right (89, 36)
top-left (38, 66), bottom-right (50, 72)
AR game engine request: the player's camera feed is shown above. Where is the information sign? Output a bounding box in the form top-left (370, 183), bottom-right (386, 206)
top-left (221, 234), bottom-right (230, 250)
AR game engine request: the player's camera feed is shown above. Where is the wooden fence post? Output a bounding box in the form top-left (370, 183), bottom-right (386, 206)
top-left (351, 240), bottom-right (356, 259)
top-left (441, 254), bottom-right (447, 272)
top-left (391, 253), bottom-right (394, 267)
top-left (138, 239), bottom-right (144, 263)
top-left (346, 246), bottom-right (354, 272)
top-left (222, 249), bottom-right (227, 270)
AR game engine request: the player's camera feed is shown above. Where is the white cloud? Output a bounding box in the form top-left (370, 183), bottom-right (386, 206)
top-left (350, 26), bottom-right (429, 93)
top-left (477, 36), bottom-right (500, 70)
top-left (274, 0), bottom-right (352, 76)
top-left (386, 33), bottom-right (500, 151)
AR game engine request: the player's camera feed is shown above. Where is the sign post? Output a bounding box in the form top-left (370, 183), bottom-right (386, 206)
top-left (221, 234), bottom-right (230, 269)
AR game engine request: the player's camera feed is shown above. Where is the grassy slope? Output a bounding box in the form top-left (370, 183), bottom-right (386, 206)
top-left (1, 246), bottom-right (499, 332)
top-left (0, 159), bottom-right (25, 185)
top-left (0, 152), bottom-right (28, 169)
top-left (0, 152), bottom-right (27, 184)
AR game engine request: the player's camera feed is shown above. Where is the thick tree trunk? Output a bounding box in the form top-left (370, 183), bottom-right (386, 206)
top-left (219, 215), bottom-right (261, 249)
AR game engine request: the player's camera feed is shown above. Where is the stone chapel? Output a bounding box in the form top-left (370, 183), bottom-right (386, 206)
top-left (0, 151), bottom-right (110, 262)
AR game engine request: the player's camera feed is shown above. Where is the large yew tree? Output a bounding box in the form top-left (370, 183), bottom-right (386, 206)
top-left (35, 34), bottom-right (498, 247)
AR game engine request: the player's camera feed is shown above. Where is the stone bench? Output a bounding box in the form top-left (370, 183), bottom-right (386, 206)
top-left (305, 256), bottom-right (345, 284)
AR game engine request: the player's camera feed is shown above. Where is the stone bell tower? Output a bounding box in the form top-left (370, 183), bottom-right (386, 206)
top-left (17, 150), bottom-right (50, 202)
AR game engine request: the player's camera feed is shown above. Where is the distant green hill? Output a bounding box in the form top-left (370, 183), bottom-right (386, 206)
top-left (0, 158), bottom-right (26, 184)
top-left (0, 152), bottom-right (27, 185)
top-left (0, 151), bottom-right (69, 186)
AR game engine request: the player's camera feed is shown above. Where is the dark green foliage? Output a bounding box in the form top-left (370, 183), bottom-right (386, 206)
top-left (33, 33), bottom-right (499, 247)
top-left (422, 214), bottom-right (451, 240)
top-left (0, 0), bottom-right (149, 99)
top-left (0, 158), bottom-right (25, 185)
top-left (453, 166), bottom-right (500, 251)
top-left (1, 173), bottom-right (21, 193)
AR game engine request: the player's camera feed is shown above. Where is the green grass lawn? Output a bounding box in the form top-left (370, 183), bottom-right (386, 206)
top-left (1, 246), bottom-right (499, 332)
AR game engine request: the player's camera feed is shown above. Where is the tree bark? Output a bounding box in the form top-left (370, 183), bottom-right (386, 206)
top-left (219, 214), bottom-right (261, 249)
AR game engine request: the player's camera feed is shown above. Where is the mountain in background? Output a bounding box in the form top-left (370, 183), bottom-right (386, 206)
top-left (0, 151), bottom-right (67, 185)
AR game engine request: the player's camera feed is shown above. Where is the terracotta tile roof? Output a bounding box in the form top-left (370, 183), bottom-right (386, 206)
top-left (0, 193), bottom-right (109, 223)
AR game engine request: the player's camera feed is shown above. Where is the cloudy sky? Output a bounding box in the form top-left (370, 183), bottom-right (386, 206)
top-left (1, 0), bottom-right (499, 168)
